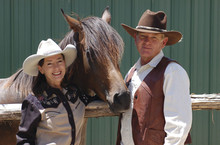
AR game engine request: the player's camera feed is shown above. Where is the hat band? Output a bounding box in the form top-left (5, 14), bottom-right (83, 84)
top-left (136, 26), bottom-right (167, 32)
top-left (40, 50), bottom-right (62, 56)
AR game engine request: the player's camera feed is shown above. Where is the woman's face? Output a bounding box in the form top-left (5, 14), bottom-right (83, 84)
top-left (38, 54), bottom-right (66, 89)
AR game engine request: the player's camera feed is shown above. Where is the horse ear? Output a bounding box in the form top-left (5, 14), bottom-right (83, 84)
top-left (101, 6), bottom-right (111, 24)
top-left (61, 9), bottom-right (84, 41)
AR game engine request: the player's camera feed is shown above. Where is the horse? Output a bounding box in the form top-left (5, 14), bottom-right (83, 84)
top-left (0, 7), bottom-right (130, 145)
top-left (0, 7), bottom-right (130, 113)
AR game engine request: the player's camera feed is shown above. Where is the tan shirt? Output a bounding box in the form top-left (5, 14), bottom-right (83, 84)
top-left (16, 86), bottom-right (97, 145)
top-left (36, 95), bottom-right (85, 145)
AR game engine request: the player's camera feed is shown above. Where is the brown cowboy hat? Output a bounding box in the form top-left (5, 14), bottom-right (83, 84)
top-left (121, 9), bottom-right (182, 45)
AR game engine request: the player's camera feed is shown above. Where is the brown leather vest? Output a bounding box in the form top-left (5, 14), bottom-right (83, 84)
top-left (116, 57), bottom-right (191, 145)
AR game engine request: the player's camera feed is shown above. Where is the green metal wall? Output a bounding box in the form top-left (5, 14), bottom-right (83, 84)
top-left (0, 0), bottom-right (220, 145)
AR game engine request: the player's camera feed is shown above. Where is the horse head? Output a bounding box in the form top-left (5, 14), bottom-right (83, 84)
top-left (59, 8), bottom-right (130, 113)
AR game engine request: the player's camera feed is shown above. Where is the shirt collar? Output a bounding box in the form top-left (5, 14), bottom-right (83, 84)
top-left (135, 50), bottom-right (164, 71)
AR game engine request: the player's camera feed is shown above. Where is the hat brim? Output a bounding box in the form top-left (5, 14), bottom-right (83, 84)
top-left (23, 44), bottom-right (77, 76)
top-left (121, 23), bottom-right (182, 46)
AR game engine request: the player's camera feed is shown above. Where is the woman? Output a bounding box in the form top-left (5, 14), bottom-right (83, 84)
top-left (16, 38), bottom-right (97, 145)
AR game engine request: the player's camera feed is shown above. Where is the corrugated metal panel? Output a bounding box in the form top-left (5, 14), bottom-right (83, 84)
top-left (170, 0), bottom-right (191, 71)
top-left (11, 0), bottom-right (32, 71)
top-left (1, 0), bottom-right (220, 145)
top-left (209, 0), bottom-right (220, 145)
top-left (210, 0), bottom-right (220, 93)
top-left (0, 0), bottom-right (11, 77)
top-left (190, 0), bottom-right (211, 93)
top-left (190, 1), bottom-right (211, 145)
top-left (87, 117), bottom-right (118, 145)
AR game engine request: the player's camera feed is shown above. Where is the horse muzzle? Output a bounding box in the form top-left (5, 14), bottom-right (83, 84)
top-left (108, 90), bottom-right (131, 113)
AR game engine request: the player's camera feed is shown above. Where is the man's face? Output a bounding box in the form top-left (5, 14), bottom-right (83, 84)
top-left (134, 32), bottom-right (168, 65)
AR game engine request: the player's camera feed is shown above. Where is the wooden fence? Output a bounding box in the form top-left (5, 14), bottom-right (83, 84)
top-left (1, 94), bottom-right (220, 120)
top-left (0, 94), bottom-right (220, 145)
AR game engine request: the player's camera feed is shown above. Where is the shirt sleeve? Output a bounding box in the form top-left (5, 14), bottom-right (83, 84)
top-left (16, 95), bottom-right (42, 145)
top-left (163, 63), bottom-right (192, 145)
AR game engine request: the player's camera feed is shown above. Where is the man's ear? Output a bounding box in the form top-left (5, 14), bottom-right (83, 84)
top-left (134, 33), bottom-right (137, 38)
top-left (134, 33), bottom-right (138, 43)
top-left (163, 37), bottom-right (169, 46)
top-left (38, 65), bottom-right (44, 74)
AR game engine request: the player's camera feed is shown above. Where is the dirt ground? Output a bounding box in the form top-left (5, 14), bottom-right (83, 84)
top-left (0, 120), bottom-right (20, 145)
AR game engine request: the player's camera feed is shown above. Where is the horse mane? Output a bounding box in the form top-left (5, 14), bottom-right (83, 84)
top-left (59, 30), bottom-right (76, 49)
top-left (82, 17), bottom-right (124, 66)
top-left (59, 16), bottom-right (124, 68)
top-left (4, 69), bottom-right (33, 97)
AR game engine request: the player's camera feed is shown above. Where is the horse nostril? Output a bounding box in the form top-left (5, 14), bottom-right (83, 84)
top-left (114, 93), bottom-right (121, 103)
top-left (112, 91), bottom-right (131, 112)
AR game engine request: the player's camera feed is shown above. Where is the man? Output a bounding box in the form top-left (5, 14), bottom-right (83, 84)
top-left (116, 10), bottom-right (192, 145)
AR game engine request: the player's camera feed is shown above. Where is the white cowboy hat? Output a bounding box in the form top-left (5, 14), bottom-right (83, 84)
top-left (23, 38), bottom-right (77, 76)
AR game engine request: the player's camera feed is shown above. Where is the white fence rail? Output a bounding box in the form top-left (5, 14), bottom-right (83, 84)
top-left (1, 94), bottom-right (220, 121)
